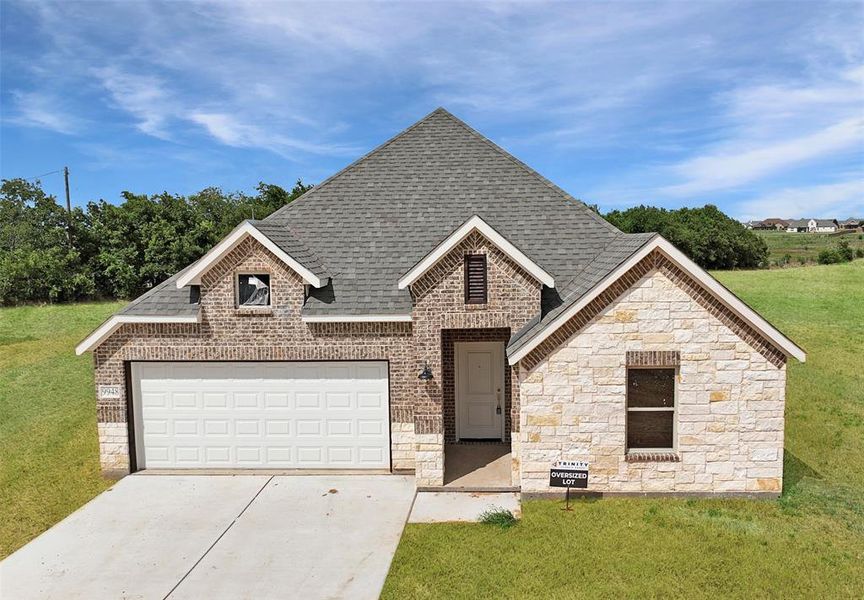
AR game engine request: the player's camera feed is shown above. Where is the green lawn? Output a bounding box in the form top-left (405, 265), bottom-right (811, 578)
top-left (0, 301), bottom-right (123, 558)
top-left (383, 261), bottom-right (864, 599)
top-left (1, 264), bottom-right (862, 595)
top-left (757, 229), bottom-right (864, 265)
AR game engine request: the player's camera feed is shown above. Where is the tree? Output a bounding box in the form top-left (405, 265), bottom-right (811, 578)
top-left (605, 204), bottom-right (769, 269)
top-left (0, 178), bottom-right (313, 304)
top-left (0, 179), bottom-right (94, 304)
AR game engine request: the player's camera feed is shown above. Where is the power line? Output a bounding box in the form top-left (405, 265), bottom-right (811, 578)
top-left (22, 169), bottom-right (63, 182)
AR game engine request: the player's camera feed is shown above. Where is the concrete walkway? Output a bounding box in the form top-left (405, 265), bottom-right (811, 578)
top-left (409, 491), bottom-right (521, 523)
top-left (444, 443), bottom-right (512, 488)
top-left (0, 474), bottom-right (415, 600)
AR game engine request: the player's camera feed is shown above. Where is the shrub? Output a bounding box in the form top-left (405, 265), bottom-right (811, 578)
top-left (837, 240), bottom-right (855, 262)
top-left (856, 248), bottom-right (864, 259)
top-left (818, 249), bottom-right (842, 265)
top-left (818, 240), bottom-right (856, 265)
top-left (478, 507), bottom-right (518, 528)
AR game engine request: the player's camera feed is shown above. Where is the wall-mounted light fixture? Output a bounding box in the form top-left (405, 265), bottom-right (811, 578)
top-left (418, 361), bottom-right (433, 381)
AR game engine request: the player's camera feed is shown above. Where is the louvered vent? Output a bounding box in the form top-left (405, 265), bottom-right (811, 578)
top-left (464, 254), bottom-right (487, 304)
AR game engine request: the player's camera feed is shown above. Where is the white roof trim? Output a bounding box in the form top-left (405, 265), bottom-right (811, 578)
top-left (75, 314), bottom-right (200, 355)
top-left (398, 215), bottom-right (554, 290)
top-left (508, 236), bottom-right (806, 365)
top-left (301, 314), bottom-right (412, 323)
top-left (176, 221), bottom-right (324, 289)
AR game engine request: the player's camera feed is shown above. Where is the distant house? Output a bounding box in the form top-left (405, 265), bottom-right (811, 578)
top-left (745, 220), bottom-right (774, 230)
top-left (786, 219), bottom-right (838, 233)
top-left (838, 218), bottom-right (861, 230)
top-left (762, 218), bottom-right (788, 231)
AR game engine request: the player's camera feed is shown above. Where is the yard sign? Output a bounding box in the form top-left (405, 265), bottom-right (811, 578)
top-left (549, 460), bottom-right (588, 510)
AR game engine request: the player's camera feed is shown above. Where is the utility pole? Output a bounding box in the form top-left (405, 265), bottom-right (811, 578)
top-left (63, 166), bottom-right (72, 246)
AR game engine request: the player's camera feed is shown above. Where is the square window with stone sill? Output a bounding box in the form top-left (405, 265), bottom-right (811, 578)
top-left (236, 273), bottom-right (271, 310)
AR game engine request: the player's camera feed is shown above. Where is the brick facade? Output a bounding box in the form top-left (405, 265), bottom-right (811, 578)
top-left (92, 236), bottom-right (788, 494)
top-left (93, 233), bottom-right (541, 486)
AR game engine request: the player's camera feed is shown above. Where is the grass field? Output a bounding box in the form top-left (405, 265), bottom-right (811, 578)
top-left (1, 263), bottom-right (862, 596)
top-left (0, 301), bottom-right (122, 557)
top-left (757, 229), bottom-right (864, 264)
top-left (383, 260), bottom-right (864, 599)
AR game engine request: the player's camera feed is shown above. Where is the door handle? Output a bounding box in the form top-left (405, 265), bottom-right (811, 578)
top-left (496, 388), bottom-right (502, 414)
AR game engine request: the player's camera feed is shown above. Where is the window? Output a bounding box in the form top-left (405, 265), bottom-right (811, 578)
top-left (237, 273), bottom-right (270, 307)
top-left (626, 368), bottom-right (675, 449)
top-left (464, 254), bottom-right (487, 304)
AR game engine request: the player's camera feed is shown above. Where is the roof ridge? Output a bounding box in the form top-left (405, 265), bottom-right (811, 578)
top-left (556, 231), bottom-right (658, 303)
top-left (265, 108), bottom-right (450, 222)
top-left (508, 231), bottom-right (658, 350)
top-left (431, 109), bottom-right (621, 235)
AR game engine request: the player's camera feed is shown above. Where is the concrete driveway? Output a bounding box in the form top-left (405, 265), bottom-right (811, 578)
top-left (0, 474), bottom-right (415, 600)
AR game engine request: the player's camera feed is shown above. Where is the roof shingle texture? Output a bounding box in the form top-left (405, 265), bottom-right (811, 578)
top-left (118, 108), bottom-right (656, 350)
top-left (267, 108), bottom-right (628, 316)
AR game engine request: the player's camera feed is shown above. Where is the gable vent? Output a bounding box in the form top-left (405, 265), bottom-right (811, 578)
top-left (464, 254), bottom-right (488, 304)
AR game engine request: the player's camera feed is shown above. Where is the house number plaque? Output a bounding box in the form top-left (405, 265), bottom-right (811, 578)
top-left (98, 385), bottom-right (122, 399)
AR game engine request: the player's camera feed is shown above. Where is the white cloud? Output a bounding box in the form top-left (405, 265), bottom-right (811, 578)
top-left (188, 112), bottom-right (359, 156)
top-left (736, 179), bottom-right (864, 221)
top-left (5, 0), bottom-right (864, 202)
top-left (92, 67), bottom-right (173, 138)
top-left (6, 91), bottom-right (79, 134)
top-left (662, 117), bottom-right (864, 196)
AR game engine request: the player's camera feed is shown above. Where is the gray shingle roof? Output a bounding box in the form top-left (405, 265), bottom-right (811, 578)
top-left (508, 232), bottom-right (657, 354)
top-left (117, 108), bottom-right (659, 350)
top-left (787, 218), bottom-right (838, 228)
top-left (250, 220), bottom-right (329, 280)
top-left (117, 269), bottom-right (199, 318)
top-left (266, 108), bottom-right (624, 315)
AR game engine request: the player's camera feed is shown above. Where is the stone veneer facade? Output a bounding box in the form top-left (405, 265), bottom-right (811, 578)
top-left (516, 252), bottom-right (786, 495)
top-left (92, 233), bottom-right (787, 494)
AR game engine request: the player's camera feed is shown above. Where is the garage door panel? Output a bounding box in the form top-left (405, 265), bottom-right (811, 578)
top-left (264, 392), bottom-right (290, 408)
top-left (357, 392), bottom-right (384, 409)
top-left (133, 362), bottom-right (389, 470)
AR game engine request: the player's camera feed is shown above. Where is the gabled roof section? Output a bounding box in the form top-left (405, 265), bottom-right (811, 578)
top-left (176, 220), bottom-right (328, 288)
top-left (508, 235), bottom-right (806, 365)
top-left (76, 270), bottom-right (201, 354)
top-left (398, 215), bottom-right (555, 289)
top-left (263, 108), bottom-right (620, 317)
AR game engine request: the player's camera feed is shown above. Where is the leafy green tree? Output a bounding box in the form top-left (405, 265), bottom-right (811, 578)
top-left (605, 204), bottom-right (769, 269)
top-left (0, 179), bottom-right (94, 304)
top-left (1, 178), bottom-right (311, 304)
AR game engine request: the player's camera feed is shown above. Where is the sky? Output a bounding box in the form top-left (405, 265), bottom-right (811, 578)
top-left (1, 1), bottom-right (862, 221)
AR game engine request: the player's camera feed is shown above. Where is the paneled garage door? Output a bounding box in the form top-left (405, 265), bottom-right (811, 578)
top-left (131, 361), bottom-right (390, 469)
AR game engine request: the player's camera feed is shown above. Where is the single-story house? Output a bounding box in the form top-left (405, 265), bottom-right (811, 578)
top-left (786, 219), bottom-right (838, 233)
top-left (745, 220), bottom-right (774, 230)
top-left (839, 218), bottom-right (861, 230)
top-left (78, 109), bottom-right (805, 495)
top-left (762, 218), bottom-right (788, 231)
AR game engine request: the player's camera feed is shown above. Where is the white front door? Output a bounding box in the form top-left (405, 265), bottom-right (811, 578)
top-left (131, 361), bottom-right (390, 470)
top-left (455, 342), bottom-right (505, 440)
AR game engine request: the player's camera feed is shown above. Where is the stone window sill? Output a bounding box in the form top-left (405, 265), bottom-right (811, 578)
top-left (625, 451), bottom-right (680, 463)
top-left (235, 307), bottom-right (273, 316)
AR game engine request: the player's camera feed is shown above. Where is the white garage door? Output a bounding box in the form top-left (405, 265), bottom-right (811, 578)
top-left (131, 361), bottom-right (390, 469)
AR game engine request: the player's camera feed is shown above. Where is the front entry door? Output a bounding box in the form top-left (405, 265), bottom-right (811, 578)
top-left (455, 341), bottom-right (505, 440)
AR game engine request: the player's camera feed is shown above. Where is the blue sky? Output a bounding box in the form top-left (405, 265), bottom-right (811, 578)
top-left (1, 1), bottom-right (862, 220)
